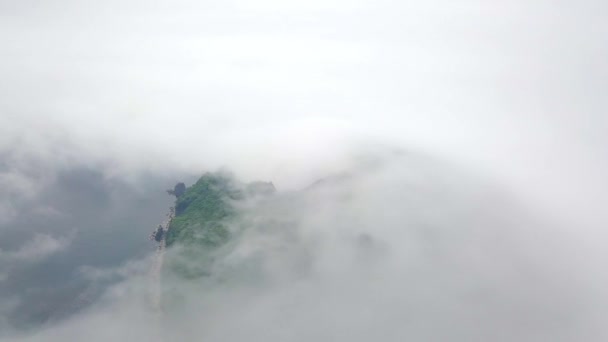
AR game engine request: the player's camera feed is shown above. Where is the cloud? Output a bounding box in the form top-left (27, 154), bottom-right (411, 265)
top-left (0, 233), bottom-right (72, 264)
top-left (1, 0), bottom-right (607, 193)
top-left (0, 0), bottom-right (607, 340)
top-left (77, 255), bottom-right (153, 283)
top-left (0, 166), bottom-right (177, 332)
top-left (0, 297), bottom-right (20, 332)
top-left (4, 153), bottom-right (608, 341)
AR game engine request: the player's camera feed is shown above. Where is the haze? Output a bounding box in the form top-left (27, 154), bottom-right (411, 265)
top-left (1, 0), bottom-right (607, 341)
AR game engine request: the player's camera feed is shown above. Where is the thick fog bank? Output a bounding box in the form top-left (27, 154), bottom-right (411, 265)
top-left (6, 152), bottom-right (607, 342)
top-left (1, 0), bottom-right (607, 340)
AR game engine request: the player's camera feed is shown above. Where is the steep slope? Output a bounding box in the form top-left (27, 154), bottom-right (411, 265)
top-left (164, 171), bottom-right (275, 252)
top-left (160, 172), bottom-right (274, 287)
top-left (165, 172), bottom-right (239, 248)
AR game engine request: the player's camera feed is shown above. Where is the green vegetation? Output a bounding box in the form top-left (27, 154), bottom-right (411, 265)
top-left (165, 172), bottom-right (239, 248)
top-left (163, 172), bottom-right (275, 282)
top-left (165, 172), bottom-right (276, 248)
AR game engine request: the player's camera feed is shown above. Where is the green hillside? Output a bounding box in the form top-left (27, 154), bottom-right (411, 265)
top-left (165, 172), bottom-right (276, 248)
top-left (165, 172), bottom-right (236, 248)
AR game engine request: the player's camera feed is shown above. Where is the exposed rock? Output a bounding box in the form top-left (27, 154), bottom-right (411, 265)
top-left (166, 182), bottom-right (186, 198)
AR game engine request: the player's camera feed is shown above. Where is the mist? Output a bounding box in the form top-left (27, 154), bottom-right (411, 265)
top-left (1, 0), bottom-right (608, 340)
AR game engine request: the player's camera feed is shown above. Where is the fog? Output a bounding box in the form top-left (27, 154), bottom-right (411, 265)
top-left (1, 0), bottom-right (607, 340)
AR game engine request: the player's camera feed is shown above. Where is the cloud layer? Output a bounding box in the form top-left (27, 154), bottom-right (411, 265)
top-left (6, 152), bottom-right (608, 341)
top-left (1, 0), bottom-right (607, 340)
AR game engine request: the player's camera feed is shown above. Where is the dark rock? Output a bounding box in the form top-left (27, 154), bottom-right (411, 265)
top-left (167, 182), bottom-right (186, 198)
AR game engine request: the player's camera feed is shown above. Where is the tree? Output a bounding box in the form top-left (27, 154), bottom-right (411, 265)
top-left (167, 182), bottom-right (186, 198)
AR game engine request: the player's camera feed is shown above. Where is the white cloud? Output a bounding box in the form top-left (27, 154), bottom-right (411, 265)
top-left (0, 0), bottom-right (606, 207)
top-left (0, 0), bottom-right (607, 340)
top-left (1, 233), bottom-right (72, 264)
top-left (5, 154), bottom-right (608, 341)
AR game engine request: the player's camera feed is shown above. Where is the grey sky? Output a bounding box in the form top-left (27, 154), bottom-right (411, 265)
top-left (1, 0), bottom-right (607, 206)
